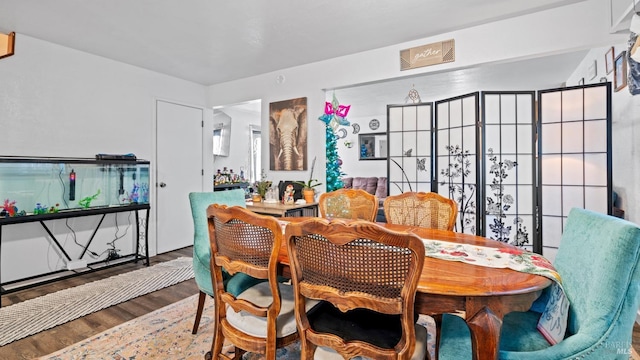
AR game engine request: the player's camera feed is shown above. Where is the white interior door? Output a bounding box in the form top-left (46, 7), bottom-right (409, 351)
top-left (156, 100), bottom-right (204, 254)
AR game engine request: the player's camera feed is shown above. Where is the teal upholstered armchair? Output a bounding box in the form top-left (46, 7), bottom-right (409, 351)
top-left (189, 190), bottom-right (262, 334)
top-left (438, 207), bottom-right (640, 359)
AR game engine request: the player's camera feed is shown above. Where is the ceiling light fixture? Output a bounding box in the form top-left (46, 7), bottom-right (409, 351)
top-left (0, 31), bottom-right (15, 59)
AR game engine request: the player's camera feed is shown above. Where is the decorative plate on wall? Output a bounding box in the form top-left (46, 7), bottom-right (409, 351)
top-left (336, 128), bottom-right (347, 139)
top-left (369, 118), bottom-right (380, 130)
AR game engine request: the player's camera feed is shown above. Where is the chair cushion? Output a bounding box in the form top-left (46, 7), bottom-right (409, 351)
top-left (307, 301), bottom-right (417, 349)
top-left (499, 311), bottom-right (550, 352)
top-left (440, 311), bottom-right (552, 360)
top-left (226, 281), bottom-right (319, 338)
top-left (225, 272), bottom-right (265, 297)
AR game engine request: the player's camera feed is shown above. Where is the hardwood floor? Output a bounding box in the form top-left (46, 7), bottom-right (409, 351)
top-left (0, 247), bottom-right (199, 360)
top-left (1, 245), bottom-right (639, 359)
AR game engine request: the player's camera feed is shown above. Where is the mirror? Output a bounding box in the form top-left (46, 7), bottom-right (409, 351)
top-left (359, 132), bottom-right (387, 160)
top-left (212, 111), bottom-right (232, 156)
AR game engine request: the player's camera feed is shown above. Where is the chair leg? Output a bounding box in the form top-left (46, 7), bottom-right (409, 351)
top-left (433, 314), bottom-right (443, 360)
top-left (233, 348), bottom-right (246, 360)
top-left (192, 290), bottom-right (207, 334)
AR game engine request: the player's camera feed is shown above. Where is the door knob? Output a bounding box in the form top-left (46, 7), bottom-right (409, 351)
top-left (159, 182), bottom-right (167, 188)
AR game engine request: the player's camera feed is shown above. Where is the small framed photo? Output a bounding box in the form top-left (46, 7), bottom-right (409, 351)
top-left (614, 51), bottom-right (627, 92)
top-left (605, 47), bottom-right (615, 74)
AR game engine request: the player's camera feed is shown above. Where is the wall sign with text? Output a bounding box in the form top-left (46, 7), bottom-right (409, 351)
top-left (400, 39), bottom-right (455, 71)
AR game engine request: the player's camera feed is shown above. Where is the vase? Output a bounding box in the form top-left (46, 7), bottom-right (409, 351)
top-left (302, 189), bottom-right (315, 203)
top-left (252, 194), bottom-right (262, 202)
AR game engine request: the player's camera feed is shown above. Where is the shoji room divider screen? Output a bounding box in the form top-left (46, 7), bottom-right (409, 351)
top-left (386, 82), bottom-right (611, 258)
top-left (537, 84), bottom-right (612, 259)
top-left (435, 93), bottom-right (481, 235)
top-left (387, 103), bottom-right (434, 194)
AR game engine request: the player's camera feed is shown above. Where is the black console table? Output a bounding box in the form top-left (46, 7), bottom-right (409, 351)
top-left (0, 204), bottom-right (150, 302)
top-left (214, 182), bottom-right (250, 191)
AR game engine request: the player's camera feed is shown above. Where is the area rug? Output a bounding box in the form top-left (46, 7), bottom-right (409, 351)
top-left (41, 293), bottom-right (437, 360)
top-left (0, 257), bottom-right (194, 347)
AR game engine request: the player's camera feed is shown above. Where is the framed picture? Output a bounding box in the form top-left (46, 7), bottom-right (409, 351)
top-left (614, 51), bottom-right (628, 92)
top-left (605, 47), bottom-right (615, 74)
top-left (269, 97), bottom-right (308, 171)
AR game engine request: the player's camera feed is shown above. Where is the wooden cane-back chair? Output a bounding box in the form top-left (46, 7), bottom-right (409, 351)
top-left (384, 192), bottom-right (458, 231)
top-left (206, 204), bottom-right (315, 360)
top-left (285, 218), bottom-right (428, 359)
top-left (318, 188), bottom-right (378, 221)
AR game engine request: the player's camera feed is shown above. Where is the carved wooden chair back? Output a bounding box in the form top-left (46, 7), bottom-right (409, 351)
top-left (207, 204), bottom-right (297, 359)
top-left (285, 218), bottom-right (427, 359)
top-left (318, 188), bottom-right (378, 221)
top-left (384, 191), bottom-right (458, 231)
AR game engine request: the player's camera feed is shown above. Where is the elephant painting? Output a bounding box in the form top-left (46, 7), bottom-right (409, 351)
top-left (269, 97), bottom-right (307, 171)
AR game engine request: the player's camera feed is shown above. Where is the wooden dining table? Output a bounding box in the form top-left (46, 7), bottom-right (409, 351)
top-left (276, 218), bottom-right (552, 360)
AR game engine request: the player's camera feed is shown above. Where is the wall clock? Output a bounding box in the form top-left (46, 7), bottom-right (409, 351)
top-left (369, 118), bottom-right (380, 130)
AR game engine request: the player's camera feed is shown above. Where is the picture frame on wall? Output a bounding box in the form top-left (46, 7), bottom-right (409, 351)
top-left (269, 97), bottom-right (308, 171)
top-left (614, 51), bottom-right (628, 92)
top-left (605, 47), bottom-right (615, 74)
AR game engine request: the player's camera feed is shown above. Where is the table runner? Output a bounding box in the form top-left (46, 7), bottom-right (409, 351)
top-left (420, 238), bottom-right (568, 345)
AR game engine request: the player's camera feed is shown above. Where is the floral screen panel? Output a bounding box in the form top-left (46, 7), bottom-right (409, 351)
top-left (538, 83), bottom-right (611, 260)
top-left (387, 103), bottom-right (433, 195)
top-left (482, 92), bottom-right (536, 251)
top-left (435, 93), bottom-right (480, 235)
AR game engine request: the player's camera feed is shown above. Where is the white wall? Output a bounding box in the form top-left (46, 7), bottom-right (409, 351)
top-left (566, 44), bottom-right (640, 225)
top-left (0, 34), bottom-right (206, 282)
top-left (207, 0), bottom-right (626, 196)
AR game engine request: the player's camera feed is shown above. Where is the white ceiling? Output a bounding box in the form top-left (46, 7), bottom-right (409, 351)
top-left (0, 0), bottom-right (586, 87)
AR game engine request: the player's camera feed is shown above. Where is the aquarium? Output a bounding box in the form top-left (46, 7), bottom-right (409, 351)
top-left (0, 156), bottom-right (150, 217)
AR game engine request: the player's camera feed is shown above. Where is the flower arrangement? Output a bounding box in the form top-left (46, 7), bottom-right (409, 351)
top-left (254, 169), bottom-right (272, 198)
